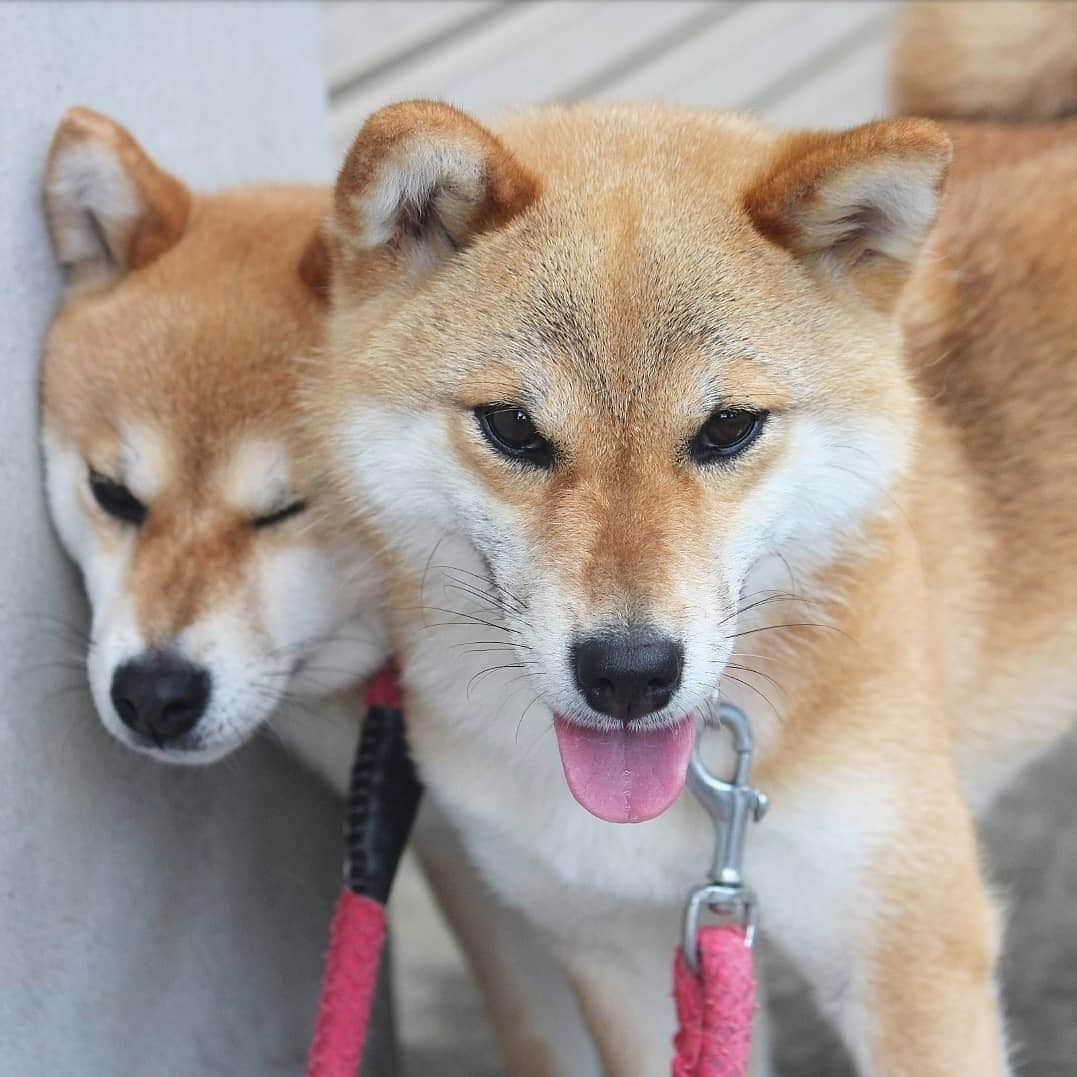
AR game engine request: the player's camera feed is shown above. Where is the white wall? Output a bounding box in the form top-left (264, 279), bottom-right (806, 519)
top-left (0, 4), bottom-right (394, 1073)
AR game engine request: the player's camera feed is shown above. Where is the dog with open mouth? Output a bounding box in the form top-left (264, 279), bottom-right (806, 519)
top-left (308, 18), bottom-right (1077, 1077)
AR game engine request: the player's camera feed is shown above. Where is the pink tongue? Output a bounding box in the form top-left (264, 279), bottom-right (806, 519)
top-left (553, 715), bottom-right (695, 823)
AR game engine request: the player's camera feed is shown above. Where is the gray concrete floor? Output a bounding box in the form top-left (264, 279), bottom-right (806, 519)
top-left (391, 732), bottom-right (1077, 1076)
top-left (391, 852), bottom-right (503, 1076)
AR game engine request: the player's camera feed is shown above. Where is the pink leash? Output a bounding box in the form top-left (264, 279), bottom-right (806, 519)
top-left (305, 669), bottom-right (421, 1077)
top-left (304, 672), bottom-right (766, 1077)
top-left (306, 891), bottom-right (387, 1077)
top-left (672, 703), bottom-right (768, 1077)
top-left (673, 926), bottom-right (755, 1076)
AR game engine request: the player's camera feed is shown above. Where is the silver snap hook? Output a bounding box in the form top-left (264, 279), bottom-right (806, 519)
top-left (681, 704), bottom-right (768, 974)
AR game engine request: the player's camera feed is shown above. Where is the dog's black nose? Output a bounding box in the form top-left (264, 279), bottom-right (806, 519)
top-left (572, 628), bottom-right (684, 723)
top-left (111, 653), bottom-right (211, 746)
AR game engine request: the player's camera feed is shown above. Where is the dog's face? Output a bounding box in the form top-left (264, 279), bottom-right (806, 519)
top-left (41, 109), bottom-right (384, 763)
top-left (315, 103), bottom-right (949, 820)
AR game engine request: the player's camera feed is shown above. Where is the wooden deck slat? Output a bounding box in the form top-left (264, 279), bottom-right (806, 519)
top-left (679, 0), bottom-right (892, 110)
top-left (588, 0), bottom-right (809, 103)
top-left (558, 2), bottom-right (743, 103)
top-left (323, 1), bottom-right (503, 91)
top-left (326, 2), bottom-right (898, 150)
top-left (761, 25), bottom-right (891, 128)
top-left (592, 0), bottom-right (892, 115)
top-left (330, 1), bottom-right (724, 153)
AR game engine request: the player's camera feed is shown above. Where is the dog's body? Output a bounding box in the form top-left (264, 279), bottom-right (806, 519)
top-left (902, 117), bottom-right (1077, 810)
top-left (310, 14), bottom-right (1077, 1076)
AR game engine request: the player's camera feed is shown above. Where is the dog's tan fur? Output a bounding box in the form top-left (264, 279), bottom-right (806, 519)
top-left (308, 13), bottom-right (1077, 1072)
top-left (893, 2), bottom-right (1077, 123)
top-left (43, 108), bottom-right (336, 654)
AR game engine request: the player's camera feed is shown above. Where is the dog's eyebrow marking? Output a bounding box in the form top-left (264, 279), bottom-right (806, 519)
top-left (120, 421), bottom-right (169, 501)
top-left (690, 317), bottom-right (764, 356)
top-left (220, 439), bottom-right (293, 517)
top-left (530, 300), bottom-right (594, 354)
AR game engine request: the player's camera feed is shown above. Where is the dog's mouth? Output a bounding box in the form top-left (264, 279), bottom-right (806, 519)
top-left (553, 714), bottom-right (695, 824)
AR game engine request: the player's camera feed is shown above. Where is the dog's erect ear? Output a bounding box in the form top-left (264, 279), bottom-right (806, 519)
top-left (330, 100), bottom-right (539, 293)
top-left (45, 107), bottom-right (192, 294)
top-left (744, 119), bottom-right (951, 307)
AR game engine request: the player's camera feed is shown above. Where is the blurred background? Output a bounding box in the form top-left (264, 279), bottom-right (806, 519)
top-left (324, 1), bottom-right (894, 159)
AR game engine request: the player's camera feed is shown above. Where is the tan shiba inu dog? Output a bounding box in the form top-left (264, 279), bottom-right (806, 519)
top-left (308, 8), bottom-right (1077, 1074)
top-left (39, 108), bottom-right (595, 1076)
top-left (40, 107), bottom-right (388, 772)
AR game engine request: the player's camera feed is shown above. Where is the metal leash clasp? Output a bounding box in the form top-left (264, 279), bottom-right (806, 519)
top-left (682, 703), bottom-right (768, 974)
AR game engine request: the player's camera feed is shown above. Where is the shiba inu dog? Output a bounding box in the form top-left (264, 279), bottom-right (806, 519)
top-left (40, 107), bottom-right (386, 772)
top-left (39, 108), bottom-right (596, 1076)
top-left (309, 10), bottom-right (1077, 1074)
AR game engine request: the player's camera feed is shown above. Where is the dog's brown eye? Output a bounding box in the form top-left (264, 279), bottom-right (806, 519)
top-left (89, 469), bottom-right (147, 525)
top-left (690, 409), bottom-right (766, 464)
top-left (476, 405), bottom-right (553, 468)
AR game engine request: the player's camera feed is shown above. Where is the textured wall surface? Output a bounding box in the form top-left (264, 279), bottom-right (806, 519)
top-left (0, 5), bottom-right (366, 1074)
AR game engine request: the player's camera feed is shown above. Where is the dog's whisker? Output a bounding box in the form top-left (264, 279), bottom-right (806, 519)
top-left (725, 662), bottom-right (787, 697)
top-left (466, 662), bottom-right (532, 700)
top-left (434, 562), bottom-right (529, 614)
top-left (719, 671), bottom-right (782, 721)
top-left (723, 621), bottom-right (847, 643)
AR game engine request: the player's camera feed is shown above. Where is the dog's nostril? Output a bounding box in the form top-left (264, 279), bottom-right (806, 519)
top-left (114, 697), bottom-right (138, 725)
top-left (572, 627), bottom-right (684, 724)
top-left (162, 700), bottom-right (190, 722)
top-left (110, 652), bottom-right (211, 746)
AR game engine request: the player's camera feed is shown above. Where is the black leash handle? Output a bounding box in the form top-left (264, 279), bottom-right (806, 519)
top-left (344, 668), bottom-right (423, 903)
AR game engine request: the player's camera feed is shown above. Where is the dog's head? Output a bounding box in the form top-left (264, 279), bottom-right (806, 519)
top-left (314, 102), bottom-right (949, 820)
top-left (41, 108), bottom-right (385, 763)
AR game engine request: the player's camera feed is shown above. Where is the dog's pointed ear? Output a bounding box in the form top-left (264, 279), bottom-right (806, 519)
top-left (329, 100), bottom-right (539, 294)
top-left (744, 119), bottom-right (951, 308)
top-left (45, 107), bottom-right (192, 294)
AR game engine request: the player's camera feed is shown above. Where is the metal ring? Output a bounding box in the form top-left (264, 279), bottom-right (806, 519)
top-left (681, 883), bottom-right (756, 975)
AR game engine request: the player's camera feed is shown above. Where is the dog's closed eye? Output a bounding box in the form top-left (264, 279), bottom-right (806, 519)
top-left (252, 500), bottom-right (307, 529)
top-left (88, 469), bottom-right (147, 525)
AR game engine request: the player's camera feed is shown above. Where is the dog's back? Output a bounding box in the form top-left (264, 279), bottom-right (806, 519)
top-left (893, 1), bottom-right (1077, 122)
top-left (893, 5), bottom-right (1077, 803)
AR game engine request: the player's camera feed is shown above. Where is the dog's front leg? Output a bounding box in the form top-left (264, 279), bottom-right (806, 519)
top-left (761, 750), bottom-right (1010, 1077)
top-left (411, 804), bottom-right (602, 1077)
top-left (853, 806), bottom-right (1009, 1077)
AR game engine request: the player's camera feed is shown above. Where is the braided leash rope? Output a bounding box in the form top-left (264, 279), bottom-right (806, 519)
top-left (673, 926), bottom-right (756, 1077)
top-left (305, 669), bottom-right (421, 1077)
